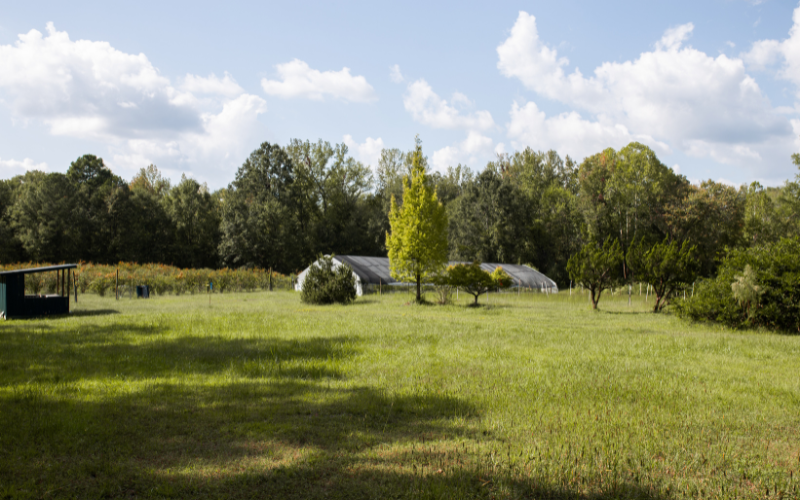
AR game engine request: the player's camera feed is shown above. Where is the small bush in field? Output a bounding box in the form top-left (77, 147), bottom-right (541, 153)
top-left (301, 255), bottom-right (357, 305)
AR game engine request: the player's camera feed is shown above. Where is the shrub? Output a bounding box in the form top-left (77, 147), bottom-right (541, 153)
top-left (301, 255), bottom-right (357, 305)
top-left (442, 262), bottom-right (512, 306)
top-left (676, 237), bottom-right (800, 332)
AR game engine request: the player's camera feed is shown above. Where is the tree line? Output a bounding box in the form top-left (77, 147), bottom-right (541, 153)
top-left (1, 139), bottom-right (798, 287)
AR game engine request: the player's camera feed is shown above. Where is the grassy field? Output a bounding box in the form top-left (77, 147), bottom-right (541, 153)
top-left (1, 289), bottom-right (798, 499)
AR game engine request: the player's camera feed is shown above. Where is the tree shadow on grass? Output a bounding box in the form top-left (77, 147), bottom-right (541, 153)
top-left (0, 376), bottom-right (675, 500)
top-left (69, 309), bottom-right (121, 317)
top-left (0, 320), bottom-right (355, 384)
top-left (0, 320), bottom-right (678, 499)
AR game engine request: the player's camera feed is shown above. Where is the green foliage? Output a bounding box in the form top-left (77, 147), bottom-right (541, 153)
top-left (577, 143), bottom-right (687, 279)
top-left (627, 237), bottom-right (698, 312)
top-left (567, 237), bottom-right (623, 309)
top-left (219, 142), bottom-right (301, 273)
top-left (663, 180), bottom-right (744, 277)
top-left (163, 175), bottom-right (220, 268)
top-left (676, 237), bottom-right (800, 331)
top-left (387, 138), bottom-right (448, 303)
top-left (447, 169), bottom-right (532, 265)
top-left (300, 255), bottom-right (357, 305)
top-left (441, 262), bottom-right (506, 306)
top-left (8, 171), bottom-right (79, 262)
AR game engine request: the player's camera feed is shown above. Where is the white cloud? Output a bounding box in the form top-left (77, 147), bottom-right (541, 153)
top-left (343, 134), bottom-right (384, 168)
top-left (742, 4), bottom-right (800, 98)
top-left (261, 59), bottom-right (376, 102)
top-left (497, 11), bottom-right (793, 170)
top-left (431, 131), bottom-right (494, 171)
top-left (404, 79), bottom-right (494, 131)
top-left (506, 101), bottom-right (670, 161)
top-left (0, 23), bottom-right (267, 186)
top-left (390, 64), bottom-right (404, 83)
top-left (654, 23), bottom-right (694, 51)
top-left (0, 157), bottom-right (48, 177)
top-left (182, 72), bottom-right (244, 97)
top-left (0, 22), bottom-right (199, 139)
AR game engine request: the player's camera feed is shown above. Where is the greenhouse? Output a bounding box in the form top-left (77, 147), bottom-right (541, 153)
top-left (294, 255), bottom-right (558, 296)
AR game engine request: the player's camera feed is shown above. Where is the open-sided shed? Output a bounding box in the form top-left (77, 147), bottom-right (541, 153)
top-left (0, 264), bottom-right (77, 320)
top-left (294, 256), bottom-right (558, 296)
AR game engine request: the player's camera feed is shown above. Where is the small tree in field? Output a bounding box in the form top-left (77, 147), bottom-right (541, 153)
top-left (567, 237), bottom-right (623, 309)
top-left (627, 237), bottom-right (698, 312)
top-left (445, 263), bottom-right (512, 306)
top-left (386, 137), bottom-right (448, 303)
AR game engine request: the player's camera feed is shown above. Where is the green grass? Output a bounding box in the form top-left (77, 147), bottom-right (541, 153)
top-left (0, 289), bottom-right (798, 499)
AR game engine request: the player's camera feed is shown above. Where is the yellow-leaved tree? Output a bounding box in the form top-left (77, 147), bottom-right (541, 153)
top-left (386, 137), bottom-right (448, 303)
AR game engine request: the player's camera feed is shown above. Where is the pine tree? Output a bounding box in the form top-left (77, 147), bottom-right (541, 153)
top-left (386, 137), bottom-right (448, 303)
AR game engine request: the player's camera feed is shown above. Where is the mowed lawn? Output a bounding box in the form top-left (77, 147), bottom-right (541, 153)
top-left (1, 290), bottom-right (798, 499)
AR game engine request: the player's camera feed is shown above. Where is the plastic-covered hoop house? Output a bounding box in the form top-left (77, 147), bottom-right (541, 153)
top-left (294, 255), bottom-right (558, 296)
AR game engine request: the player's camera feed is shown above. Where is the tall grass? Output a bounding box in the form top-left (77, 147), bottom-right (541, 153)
top-left (0, 290), bottom-right (797, 499)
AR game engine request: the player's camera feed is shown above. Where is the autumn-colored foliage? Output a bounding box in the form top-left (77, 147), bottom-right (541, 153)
top-left (0, 262), bottom-right (292, 296)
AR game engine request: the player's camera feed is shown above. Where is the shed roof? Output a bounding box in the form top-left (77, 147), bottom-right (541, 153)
top-left (0, 264), bottom-right (78, 276)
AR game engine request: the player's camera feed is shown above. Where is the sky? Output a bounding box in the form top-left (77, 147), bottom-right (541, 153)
top-left (0, 0), bottom-right (799, 190)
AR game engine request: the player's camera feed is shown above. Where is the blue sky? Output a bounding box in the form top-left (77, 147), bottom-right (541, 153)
top-left (1, 0), bottom-right (798, 189)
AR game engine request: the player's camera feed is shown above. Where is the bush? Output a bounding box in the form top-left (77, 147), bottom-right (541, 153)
top-left (676, 238), bottom-right (800, 332)
top-left (301, 255), bottom-right (357, 305)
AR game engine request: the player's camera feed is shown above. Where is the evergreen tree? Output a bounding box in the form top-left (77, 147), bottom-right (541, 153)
top-left (386, 137), bottom-right (448, 303)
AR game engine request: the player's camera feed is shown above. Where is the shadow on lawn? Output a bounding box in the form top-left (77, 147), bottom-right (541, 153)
top-left (0, 321), bottom-right (674, 499)
top-left (0, 321), bottom-right (354, 384)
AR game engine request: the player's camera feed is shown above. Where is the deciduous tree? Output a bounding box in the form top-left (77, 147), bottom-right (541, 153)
top-left (386, 138), bottom-right (448, 303)
top-left (626, 237), bottom-right (698, 312)
top-left (567, 237), bottom-right (623, 309)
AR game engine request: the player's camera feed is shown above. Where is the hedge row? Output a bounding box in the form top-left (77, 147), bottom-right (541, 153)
top-left (0, 262), bottom-right (294, 297)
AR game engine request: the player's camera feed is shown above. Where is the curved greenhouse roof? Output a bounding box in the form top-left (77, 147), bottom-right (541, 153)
top-left (295, 255), bottom-right (558, 295)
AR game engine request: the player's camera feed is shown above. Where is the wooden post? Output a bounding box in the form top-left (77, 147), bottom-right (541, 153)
top-left (116, 269), bottom-right (119, 300)
top-left (67, 269), bottom-right (71, 302)
top-left (74, 272), bottom-right (78, 303)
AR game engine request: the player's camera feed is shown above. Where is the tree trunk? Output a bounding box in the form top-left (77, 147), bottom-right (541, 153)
top-left (416, 273), bottom-right (421, 303)
top-left (591, 288), bottom-right (598, 309)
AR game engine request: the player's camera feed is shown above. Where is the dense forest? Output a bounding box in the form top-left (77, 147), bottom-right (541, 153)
top-left (1, 139), bottom-right (798, 287)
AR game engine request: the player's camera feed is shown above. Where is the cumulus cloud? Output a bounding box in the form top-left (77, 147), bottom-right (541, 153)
top-left (431, 131), bottom-right (494, 171)
top-left (181, 72), bottom-right (244, 97)
top-left (343, 134), bottom-right (384, 168)
top-left (506, 101), bottom-right (669, 161)
top-left (654, 23), bottom-right (694, 51)
top-left (742, 4), bottom-right (800, 98)
top-left (497, 11), bottom-right (792, 167)
top-left (261, 59), bottom-right (376, 102)
top-left (0, 157), bottom-right (48, 177)
top-left (389, 64), bottom-right (404, 83)
top-left (0, 23), bottom-right (267, 186)
top-left (404, 79), bottom-right (494, 131)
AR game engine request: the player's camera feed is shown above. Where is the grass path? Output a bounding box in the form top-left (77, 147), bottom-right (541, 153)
top-left (1, 290), bottom-right (798, 499)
